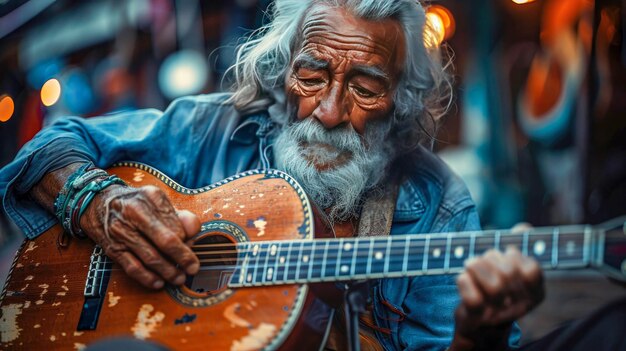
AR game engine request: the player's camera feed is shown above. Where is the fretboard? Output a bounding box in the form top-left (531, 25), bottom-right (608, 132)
top-left (228, 225), bottom-right (594, 288)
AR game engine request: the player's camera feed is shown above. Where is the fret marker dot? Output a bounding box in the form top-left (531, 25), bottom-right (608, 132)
top-left (433, 248), bottom-right (441, 258)
top-left (247, 273), bottom-right (252, 282)
top-left (454, 246), bottom-right (464, 259)
top-left (252, 245), bottom-right (259, 256)
top-left (566, 241), bottom-right (575, 256)
top-left (270, 245), bottom-right (277, 256)
top-left (343, 243), bottom-right (353, 251)
top-left (533, 240), bottom-right (546, 256)
top-left (279, 256), bottom-right (285, 264)
top-left (266, 268), bottom-right (274, 280)
top-left (375, 252), bottom-right (383, 260)
top-left (302, 255), bottom-right (309, 263)
top-left (340, 265), bottom-right (349, 273)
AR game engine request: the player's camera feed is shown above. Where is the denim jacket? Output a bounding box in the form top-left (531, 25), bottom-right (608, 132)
top-left (0, 93), bottom-right (520, 350)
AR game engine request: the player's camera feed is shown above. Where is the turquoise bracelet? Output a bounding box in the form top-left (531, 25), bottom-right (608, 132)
top-left (68, 175), bottom-right (126, 238)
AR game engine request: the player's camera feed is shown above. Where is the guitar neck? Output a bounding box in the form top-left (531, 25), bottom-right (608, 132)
top-left (228, 225), bottom-right (599, 287)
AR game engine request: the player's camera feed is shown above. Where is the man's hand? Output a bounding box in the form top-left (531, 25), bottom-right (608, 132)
top-left (451, 247), bottom-right (545, 351)
top-left (80, 185), bottom-right (201, 290)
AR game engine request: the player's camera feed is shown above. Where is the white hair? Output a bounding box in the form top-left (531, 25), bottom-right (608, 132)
top-left (226, 0), bottom-right (454, 153)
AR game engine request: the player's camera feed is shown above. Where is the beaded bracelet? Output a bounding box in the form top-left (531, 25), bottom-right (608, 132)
top-left (54, 163), bottom-right (92, 223)
top-left (54, 164), bottom-right (126, 239)
top-left (67, 175), bottom-right (126, 238)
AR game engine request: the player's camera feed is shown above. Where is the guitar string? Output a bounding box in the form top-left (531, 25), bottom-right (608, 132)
top-left (187, 238), bottom-right (587, 258)
top-left (88, 245), bottom-right (586, 276)
top-left (187, 230), bottom-right (585, 250)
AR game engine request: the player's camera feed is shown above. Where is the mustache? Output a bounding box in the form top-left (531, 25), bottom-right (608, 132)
top-left (286, 118), bottom-right (366, 154)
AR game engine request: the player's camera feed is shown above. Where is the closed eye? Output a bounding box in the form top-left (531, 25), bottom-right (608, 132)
top-left (351, 85), bottom-right (377, 98)
top-left (299, 77), bottom-right (326, 87)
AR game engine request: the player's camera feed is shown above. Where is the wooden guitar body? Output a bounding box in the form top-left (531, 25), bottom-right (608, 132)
top-left (0, 163), bottom-right (332, 350)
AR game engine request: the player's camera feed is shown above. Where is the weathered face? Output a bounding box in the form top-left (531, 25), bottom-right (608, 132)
top-left (275, 7), bottom-right (405, 220)
top-left (285, 6), bottom-right (406, 135)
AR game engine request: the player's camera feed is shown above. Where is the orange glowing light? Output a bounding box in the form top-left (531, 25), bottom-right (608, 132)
top-left (0, 95), bottom-right (14, 122)
top-left (425, 5), bottom-right (456, 47)
top-left (512, 0), bottom-right (538, 4)
top-left (41, 78), bottom-right (61, 107)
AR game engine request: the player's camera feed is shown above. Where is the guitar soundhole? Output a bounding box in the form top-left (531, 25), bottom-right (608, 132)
top-left (183, 233), bottom-right (238, 297)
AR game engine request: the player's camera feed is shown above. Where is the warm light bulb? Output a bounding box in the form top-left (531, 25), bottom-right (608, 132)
top-left (512, 0), bottom-right (538, 4)
top-left (0, 95), bottom-right (14, 122)
top-left (41, 78), bottom-right (62, 107)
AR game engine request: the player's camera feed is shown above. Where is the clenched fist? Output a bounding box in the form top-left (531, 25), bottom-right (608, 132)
top-left (451, 247), bottom-right (545, 351)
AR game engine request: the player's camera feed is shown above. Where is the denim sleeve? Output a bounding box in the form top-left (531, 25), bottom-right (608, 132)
top-left (0, 96), bottom-right (211, 239)
top-left (398, 206), bottom-right (522, 350)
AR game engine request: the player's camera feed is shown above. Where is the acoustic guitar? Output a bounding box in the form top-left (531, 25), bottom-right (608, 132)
top-left (0, 163), bottom-right (624, 350)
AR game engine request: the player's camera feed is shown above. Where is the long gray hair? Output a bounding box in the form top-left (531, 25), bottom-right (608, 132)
top-left (226, 0), bottom-right (453, 153)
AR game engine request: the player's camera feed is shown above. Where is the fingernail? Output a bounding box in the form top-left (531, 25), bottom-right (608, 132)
top-left (174, 274), bottom-right (186, 285)
top-left (187, 262), bottom-right (200, 275)
top-left (464, 258), bottom-right (477, 267)
top-left (153, 280), bottom-right (164, 289)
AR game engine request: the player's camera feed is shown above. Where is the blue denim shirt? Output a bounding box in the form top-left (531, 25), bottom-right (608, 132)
top-left (0, 93), bottom-right (520, 350)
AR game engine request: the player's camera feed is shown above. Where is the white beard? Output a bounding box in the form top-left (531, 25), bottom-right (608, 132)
top-left (273, 118), bottom-right (394, 224)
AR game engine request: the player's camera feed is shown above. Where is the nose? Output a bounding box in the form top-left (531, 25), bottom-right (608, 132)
top-left (312, 83), bottom-right (349, 129)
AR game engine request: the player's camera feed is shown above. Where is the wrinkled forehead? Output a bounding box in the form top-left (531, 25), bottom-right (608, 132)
top-left (297, 5), bottom-right (406, 72)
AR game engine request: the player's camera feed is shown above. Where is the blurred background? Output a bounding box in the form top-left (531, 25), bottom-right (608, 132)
top-left (0, 0), bottom-right (624, 343)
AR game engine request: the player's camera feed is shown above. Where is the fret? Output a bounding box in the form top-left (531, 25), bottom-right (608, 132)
top-left (310, 241), bottom-right (325, 280)
top-left (383, 237), bottom-right (392, 275)
top-left (522, 231), bottom-right (529, 256)
top-left (230, 243), bottom-right (246, 285)
top-left (469, 232), bottom-right (476, 259)
top-left (241, 243), bottom-right (252, 284)
top-left (370, 238), bottom-right (387, 275)
top-left (402, 236), bottom-right (410, 272)
top-left (448, 235), bottom-right (471, 271)
top-left (557, 230), bottom-right (586, 268)
top-left (406, 237), bottom-right (426, 272)
top-left (324, 240), bottom-right (341, 279)
top-left (444, 234), bottom-right (452, 272)
top-left (350, 239), bottom-right (358, 276)
top-left (282, 242), bottom-right (293, 282)
top-left (427, 236), bottom-right (447, 270)
top-left (320, 240), bottom-right (330, 278)
top-left (422, 236), bottom-right (430, 272)
top-left (388, 237), bottom-right (406, 275)
top-left (528, 232), bottom-right (553, 267)
top-left (250, 243), bottom-right (262, 284)
top-left (551, 228), bottom-right (559, 268)
top-left (261, 242), bottom-right (274, 283)
top-left (500, 232), bottom-right (524, 252)
top-left (291, 241), bottom-right (304, 281)
top-left (474, 231), bottom-right (496, 256)
top-left (257, 243), bottom-right (271, 283)
top-left (583, 226), bottom-right (592, 265)
top-left (355, 239), bottom-right (370, 276)
top-left (366, 237), bottom-right (374, 275)
top-left (297, 242), bottom-right (314, 281)
top-left (271, 242), bottom-right (281, 283)
top-left (337, 239), bottom-right (354, 277)
top-left (307, 241), bottom-right (315, 279)
top-left (275, 242), bottom-right (289, 283)
top-left (495, 231), bottom-right (501, 251)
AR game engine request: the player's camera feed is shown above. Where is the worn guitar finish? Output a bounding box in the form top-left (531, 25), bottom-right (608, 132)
top-left (0, 163), bottom-right (330, 351)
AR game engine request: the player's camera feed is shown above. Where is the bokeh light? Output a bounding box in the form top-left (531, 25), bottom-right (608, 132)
top-left (158, 50), bottom-right (209, 100)
top-left (41, 78), bottom-right (61, 106)
top-left (424, 5), bottom-right (456, 48)
top-left (512, 0), bottom-right (538, 4)
top-left (0, 95), bottom-right (15, 122)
